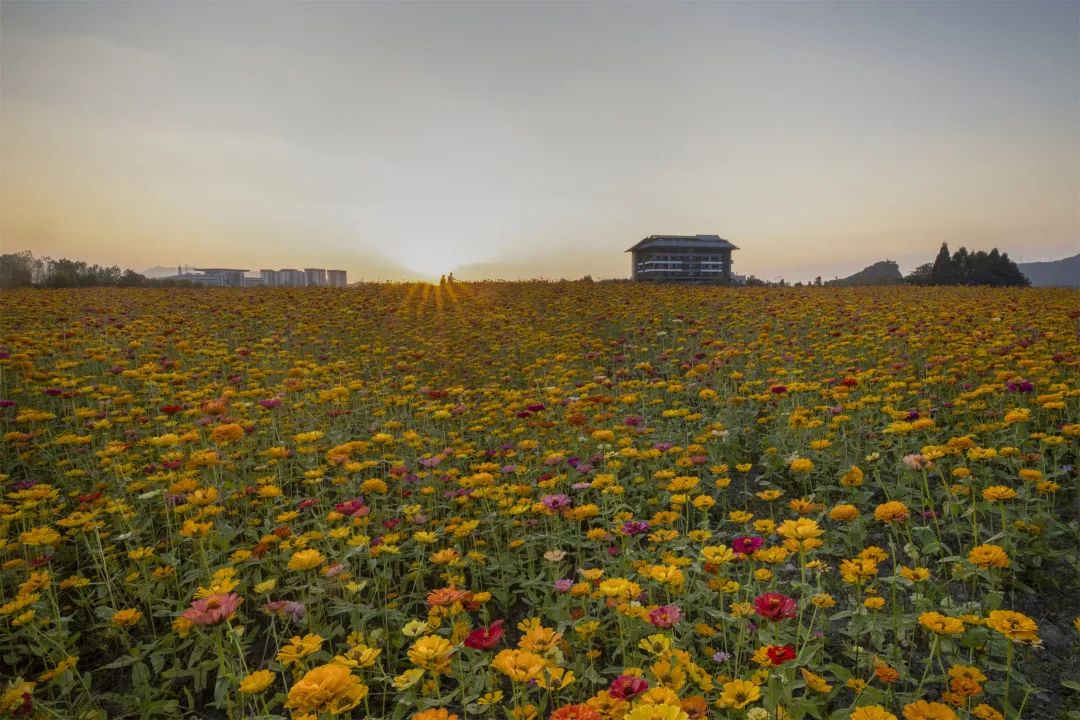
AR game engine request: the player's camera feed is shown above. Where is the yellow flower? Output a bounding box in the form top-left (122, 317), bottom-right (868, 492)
top-left (111, 608), bottom-right (143, 627)
top-left (701, 545), bottom-right (735, 565)
top-left (851, 707), bottom-right (897, 720)
top-left (254, 579), bottom-right (277, 593)
top-left (788, 457), bottom-right (814, 473)
top-left (830, 504), bottom-right (860, 521)
top-left (491, 649), bottom-right (546, 683)
top-left (902, 700), bottom-right (958, 720)
top-left (0, 681), bottom-right (35, 715)
top-left (1003, 408), bottom-right (1030, 424)
top-left (840, 466), bottom-right (864, 487)
top-left (624, 703), bottom-right (689, 720)
top-left (981, 486), bottom-right (1018, 502)
top-left (19, 527), bottom-right (62, 547)
top-left (284, 663), bottom-right (368, 716)
top-left (288, 549), bottom-right (326, 571)
top-left (407, 635), bottom-right (455, 674)
top-left (718, 679), bottom-right (761, 709)
top-left (414, 710), bottom-right (460, 720)
top-left (985, 610), bottom-right (1040, 644)
top-left (800, 667), bottom-right (832, 693)
top-left (276, 634), bottom-right (324, 666)
top-left (392, 668), bottom-right (424, 690)
top-left (874, 501), bottom-right (909, 524)
top-left (919, 612), bottom-right (965, 636)
top-left (210, 423), bottom-right (245, 444)
top-left (238, 669), bottom-right (276, 694)
top-left (968, 544), bottom-right (1009, 569)
top-left (971, 705), bottom-right (1004, 720)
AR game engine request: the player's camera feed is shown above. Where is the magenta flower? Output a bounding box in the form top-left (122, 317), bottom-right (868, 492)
top-left (731, 535), bottom-right (764, 555)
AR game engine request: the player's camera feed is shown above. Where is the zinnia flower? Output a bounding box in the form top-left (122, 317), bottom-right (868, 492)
top-left (968, 544), bottom-right (1009, 569)
top-left (919, 611), bottom-right (965, 636)
top-left (902, 700), bottom-right (958, 720)
top-left (549, 704), bottom-right (602, 720)
top-left (851, 707), bottom-right (897, 720)
top-left (985, 610), bottom-right (1040, 644)
top-left (874, 501), bottom-right (910, 524)
top-left (718, 679), bottom-right (760, 709)
top-left (491, 649), bottom-right (546, 683)
top-left (111, 609), bottom-right (143, 627)
top-left (624, 704), bottom-right (689, 720)
top-left (238, 669), bottom-right (275, 694)
top-left (407, 635), bottom-right (455, 674)
top-left (765, 644), bottom-right (796, 665)
top-left (648, 604), bottom-right (682, 629)
top-left (731, 536), bottom-right (764, 555)
top-left (288, 548), bottom-right (325, 571)
top-left (463, 619), bottom-right (505, 650)
top-left (181, 593), bottom-right (242, 626)
top-left (284, 663), bottom-right (368, 716)
top-left (608, 674), bottom-right (649, 700)
top-left (753, 593), bottom-right (797, 621)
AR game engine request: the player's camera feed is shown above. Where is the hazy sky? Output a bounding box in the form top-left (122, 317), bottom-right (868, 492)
top-left (2, 1), bottom-right (1078, 282)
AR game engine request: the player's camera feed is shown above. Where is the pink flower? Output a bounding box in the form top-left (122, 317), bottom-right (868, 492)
top-left (903, 453), bottom-right (933, 471)
top-left (648, 604), bottom-right (682, 629)
top-left (181, 593), bottom-right (242, 626)
top-left (609, 674), bottom-right (649, 699)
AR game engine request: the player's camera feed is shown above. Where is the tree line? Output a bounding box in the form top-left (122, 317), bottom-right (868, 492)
top-left (905, 243), bottom-right (1029, 286)
top-left (0, 251), bottom-right (196, 289)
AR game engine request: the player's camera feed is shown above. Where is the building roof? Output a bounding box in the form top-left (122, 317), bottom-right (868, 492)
top-left (625, 235), bottom-right (739, 252)
top-left (193, 268), bottom-right (250, 273)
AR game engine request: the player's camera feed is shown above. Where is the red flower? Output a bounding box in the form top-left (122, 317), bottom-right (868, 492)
top-left (754, 592), bottom-right (798, 621)
top-left (766, 644), bottom-right (797, 665)
top-left (463, 619), bottom-right (505, 650)
top-left (608, 674), bottom-right (648, 699)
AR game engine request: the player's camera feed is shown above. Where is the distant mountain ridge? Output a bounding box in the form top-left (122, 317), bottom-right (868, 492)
top-left (142, 266), bottom-right (180, 279)
top-left (1017, 253), bottom-right (1079, 287)
top-left (826, 260), bottom-right (904, 286)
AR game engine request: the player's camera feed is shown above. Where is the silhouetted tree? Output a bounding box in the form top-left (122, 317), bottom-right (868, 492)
top-left (931, 243), bottom-right (959, 284)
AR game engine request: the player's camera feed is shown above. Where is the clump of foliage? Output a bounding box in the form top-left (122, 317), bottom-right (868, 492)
top-left (906, 244), bottom-right (1030, 286)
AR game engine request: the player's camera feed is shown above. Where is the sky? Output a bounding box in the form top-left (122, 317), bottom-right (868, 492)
top-left (1, 1), bottom-right (1078, 282)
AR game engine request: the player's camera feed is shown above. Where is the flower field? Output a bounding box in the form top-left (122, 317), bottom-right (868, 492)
top-left (1, 283), bottom-right (1078, 720)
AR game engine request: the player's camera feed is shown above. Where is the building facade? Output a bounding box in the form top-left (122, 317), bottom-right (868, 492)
top-left (260, 269), bottom-right (279, 287)
top-left (192, 268), bottom-right (249, 287)
top-left (326, 270), bottom-right (347, 287)
top-left (304, 268), bottom-right (328, 287)
top-left (278, 269), bottom-right (305, 287)
top-left (626, 235), bottom-right (738, 282)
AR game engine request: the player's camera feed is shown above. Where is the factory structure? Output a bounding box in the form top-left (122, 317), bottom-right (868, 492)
top-left (173, 266), bottom-right (347, 287)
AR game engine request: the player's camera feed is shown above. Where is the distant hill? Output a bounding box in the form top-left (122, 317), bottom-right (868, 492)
top-left (1017, 253), bottom-right (1080, 287)
top-left (142, 266), bottom-right (180, 279)
top-left (826, 260), bottom-right (903, 286)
